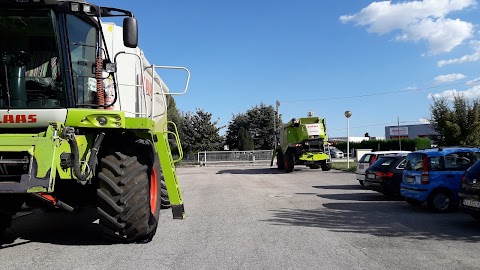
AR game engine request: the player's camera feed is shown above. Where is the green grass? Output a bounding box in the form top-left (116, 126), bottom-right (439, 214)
top-left (331, 161), bottom-right (357, 173)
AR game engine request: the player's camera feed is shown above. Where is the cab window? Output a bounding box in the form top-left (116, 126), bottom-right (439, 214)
top-left (65, 14), bottom-right (97, 106)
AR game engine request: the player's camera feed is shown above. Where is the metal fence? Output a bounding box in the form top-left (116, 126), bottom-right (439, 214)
top-left (179, 150), bottom-right (274, 166)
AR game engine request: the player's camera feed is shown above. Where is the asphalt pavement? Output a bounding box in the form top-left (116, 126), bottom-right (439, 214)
top-left (1, 165), bottom-right (479, 270)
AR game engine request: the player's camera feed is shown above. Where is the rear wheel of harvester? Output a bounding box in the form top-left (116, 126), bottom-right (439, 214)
top-left (276, 151), bottom-right (285, 170)
top-left (97, 141), bottom-right (161, 243)
top-left (284, 150), bottom-right (294, 173)
top-left (320, 160), bottom-right (331, 171)
top-left (0, 195), bottom-right (24, 236)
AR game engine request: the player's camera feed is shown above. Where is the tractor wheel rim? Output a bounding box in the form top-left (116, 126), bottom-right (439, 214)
top-left (150, 167), bottom-right (158, 214)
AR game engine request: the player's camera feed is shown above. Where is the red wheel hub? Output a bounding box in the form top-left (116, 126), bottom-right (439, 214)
top-left (150, 168), bottom-right (158, 214)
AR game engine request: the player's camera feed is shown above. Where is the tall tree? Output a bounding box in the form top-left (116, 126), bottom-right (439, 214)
top-left (238, 127), bottom-right (254, 150)
top-left (428, 95), bottom-right (480, 146)
top-left (225, 113), bottom-right (249, 150)
top-left (179, 108), bottom-right (223, 155)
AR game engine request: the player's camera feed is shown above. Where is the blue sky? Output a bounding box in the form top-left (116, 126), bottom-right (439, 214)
top-left (96, 0), bottom-right (480, 138)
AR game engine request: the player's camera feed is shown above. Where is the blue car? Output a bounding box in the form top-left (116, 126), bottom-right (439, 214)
top-left (401, 147), bottom-right (480, 212)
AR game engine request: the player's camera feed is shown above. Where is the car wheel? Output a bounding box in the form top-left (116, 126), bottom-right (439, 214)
top-left (427, 190), bottom-right (455, 213)
top-left (406, 198), bottom-right (423, 207)
top-left (358, 180), bottom-right (364, 187)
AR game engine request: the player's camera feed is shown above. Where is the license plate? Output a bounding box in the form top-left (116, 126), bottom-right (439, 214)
top-left (366, 173), bottom-right (376, 179)
top-left (405, 176), bottom-right (415, 183)
top-left (463, 199), bottom-right (480, 208)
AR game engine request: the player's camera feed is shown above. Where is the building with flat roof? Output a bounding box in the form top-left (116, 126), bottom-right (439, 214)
top-left (385, 124), bottom-right (437, 140)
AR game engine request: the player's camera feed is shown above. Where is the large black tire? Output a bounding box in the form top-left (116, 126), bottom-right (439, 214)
top-left (284, 150), bottom-right (294, 173)
top-left (159, 172), bottom-right (171, 209)
top-left (0, 195), bottom-right (24, 237)
top-left (97, 141), bottom-right (161, 243)
top-left (0, 212), bottom-right (12, 237)
top-left (406, 198), bottom-right (423, 207)
top-left (148, 143), bottom-right (170, 210)
top-left (427, 189), bottom-right (456, 213)
top-left (320, 160), bottom-right (331, 171)
top-left (277, 151), bottom-right (285, 170)
top-left (359, 180), bottom-right (365, 187)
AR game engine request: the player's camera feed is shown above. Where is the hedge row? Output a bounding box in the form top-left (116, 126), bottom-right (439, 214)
top-left (334, 137), bottom-right (432, 153)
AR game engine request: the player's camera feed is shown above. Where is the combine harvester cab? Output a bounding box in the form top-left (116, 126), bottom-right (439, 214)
top-left (0, 0), bottom-right (190, 243)
top-left (272, 116), bottom-right (331, 173)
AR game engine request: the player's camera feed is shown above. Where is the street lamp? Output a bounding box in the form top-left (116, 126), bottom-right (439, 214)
top-left (345, 111), bottom-right (352, 169)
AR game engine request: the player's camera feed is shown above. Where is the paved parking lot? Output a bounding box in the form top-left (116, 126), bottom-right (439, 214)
top-left (1, 165), bottom-right (479, 270)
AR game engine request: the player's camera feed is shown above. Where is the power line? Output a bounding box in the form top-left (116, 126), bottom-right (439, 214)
top-left (328, 120), bottom-right (427, 131)
top-left (280, 82), bottom-right (466, 103)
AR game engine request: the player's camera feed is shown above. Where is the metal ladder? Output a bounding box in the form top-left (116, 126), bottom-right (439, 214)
top-left (154, 121), bottom-right (185, 219)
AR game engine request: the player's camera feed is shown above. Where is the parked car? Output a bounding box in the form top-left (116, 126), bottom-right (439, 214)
top-left (356, 150), bottom-right (411, 186)
top-left (401, 147), bottom-right (480, 213)
top-left (364, 153), bottom-right (408, 196)
top-left (458, 159), bottom-right (480, 220)
top-left (328, 147), bottom-right (344, 158)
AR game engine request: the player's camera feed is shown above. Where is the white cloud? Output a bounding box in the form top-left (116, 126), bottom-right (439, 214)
top-left (428, 85), bottom-right (480, 100)
top-left (340, 0), bottom-right (475, 54)
top-left (437, 51), bottom-right (480, 67)
top-left (434, 73), bottom-right (466, 83)
top-left (467, 77), bottom-right (480, 85)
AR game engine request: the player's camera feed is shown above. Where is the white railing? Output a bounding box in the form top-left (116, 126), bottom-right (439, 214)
top-left (195, 150), bottom-right (273, 166)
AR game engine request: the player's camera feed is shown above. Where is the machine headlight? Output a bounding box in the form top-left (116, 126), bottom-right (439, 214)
top-left (70, 3), bottom-right (80, 12)
top-left (83, 4), bottom-right (92, 13)
top-left (96, 116), bottom-right (108, 126)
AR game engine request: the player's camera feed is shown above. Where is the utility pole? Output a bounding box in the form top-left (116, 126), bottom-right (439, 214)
top-left (274, 100), bottom-right (280, 147)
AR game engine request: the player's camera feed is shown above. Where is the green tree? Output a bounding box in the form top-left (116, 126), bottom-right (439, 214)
top-left (238, 127), bottom-right (254, 150)
top-left (226, 103), bottom-right (282, 150)
top-left (167, 95), bottom-right (183, 131)
top-left (179, 108), bottom-right (223, 155)
top-left (166, 96), bottom-right (183, 155)
top-left (225, 113), bottom-right (249, 150)
top-left (427, 95), bottom-right (480, 146)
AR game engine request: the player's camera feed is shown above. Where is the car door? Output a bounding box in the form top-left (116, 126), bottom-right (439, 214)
top-left (437, 152), bottom-right (478, 193)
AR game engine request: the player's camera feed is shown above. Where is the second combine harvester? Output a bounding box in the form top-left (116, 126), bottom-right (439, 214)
top-left (272, 116), bottom-right (332, 172)
top-left (0, 0), bottom-right (189, 243)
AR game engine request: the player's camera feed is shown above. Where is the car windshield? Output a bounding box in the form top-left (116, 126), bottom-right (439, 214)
top-left (0, 10), bottom-right (65, 108)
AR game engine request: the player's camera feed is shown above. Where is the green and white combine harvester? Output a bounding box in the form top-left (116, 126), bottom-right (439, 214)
top-left (0, 0), bottom-right (190, 243)
top-left (271, 116), bottom-right (332, 172)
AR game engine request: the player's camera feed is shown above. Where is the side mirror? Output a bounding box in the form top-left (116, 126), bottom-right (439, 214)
top-left (123, 17), bottom-right (138, 48)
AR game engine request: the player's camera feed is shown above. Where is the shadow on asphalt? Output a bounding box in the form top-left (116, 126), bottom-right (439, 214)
top-left (216, 167), bottom-right (313, 175)
top-left (262, 201), bottom-right (480, 242)
top-left (0, 207), bottom-right (112, 248)
top-left (312, 184), bottom-right (365, 191)
top-left (316, 192), bottom-right (404, 202)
